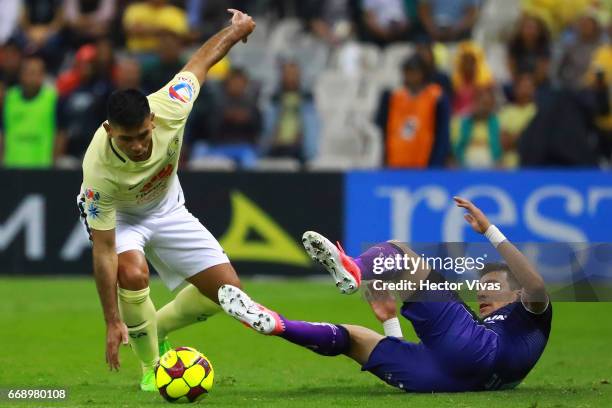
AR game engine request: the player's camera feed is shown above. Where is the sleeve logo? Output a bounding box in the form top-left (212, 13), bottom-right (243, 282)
top-left (169, 82), bottom-right (194, 103)
top-left (85, 188), bottom-right (100, 202)
top-left (87, 202), bottom-right (101, 219)
top-left (83, 188), bottom-right (101, 219)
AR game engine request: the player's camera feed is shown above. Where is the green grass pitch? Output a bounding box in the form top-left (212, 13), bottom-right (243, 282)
top-left (0, 277), bottom-right (610, 407)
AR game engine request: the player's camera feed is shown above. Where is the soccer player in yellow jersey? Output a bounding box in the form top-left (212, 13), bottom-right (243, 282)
top-left (77, 9), bottom-right (256, 391)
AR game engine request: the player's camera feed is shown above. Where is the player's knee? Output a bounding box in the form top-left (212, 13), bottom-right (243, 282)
top-left (118, 264), bottom-right (149, 290)
top-left (217, 265), bottom-right (241, 289)
top-left (342, 324), bottom-right (384, 365)
top-left (224, 275), bottom-right (241, 289)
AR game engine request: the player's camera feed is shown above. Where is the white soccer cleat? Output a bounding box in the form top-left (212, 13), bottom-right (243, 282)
top-left (302, 231), bottom-right (362, 295)
top-left (218, 285), bottom-right (283, 335)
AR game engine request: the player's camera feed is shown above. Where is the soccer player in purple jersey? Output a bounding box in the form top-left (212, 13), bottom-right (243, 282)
top-left (219, 197), bottom-right (552, 392)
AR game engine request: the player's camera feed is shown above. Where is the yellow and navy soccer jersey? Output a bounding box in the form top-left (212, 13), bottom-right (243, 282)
top-left (80, 71), bottom-right (200, 231)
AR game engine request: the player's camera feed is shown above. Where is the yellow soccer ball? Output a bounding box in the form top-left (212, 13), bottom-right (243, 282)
top-left (155, 347), bottom-right (214, 403)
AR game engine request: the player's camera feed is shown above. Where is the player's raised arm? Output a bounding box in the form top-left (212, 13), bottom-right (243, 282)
top-left (182, 9), bottom-right (255, 86)
top-left (454, 196), bottom-right (549, 314)
top-left (91, 228), bottom-right (128, 371)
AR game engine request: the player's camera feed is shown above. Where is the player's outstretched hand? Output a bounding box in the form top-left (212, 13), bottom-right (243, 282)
top-left (454, 196), bottom-right (491, 234)
top-left (105, 320), bottom-right (129, 371)
top-left (228, 9), bottom-right (256, 43)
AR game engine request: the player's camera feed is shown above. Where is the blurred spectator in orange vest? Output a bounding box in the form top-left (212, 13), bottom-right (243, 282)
top-left (375, 54), bottom-right (450, 168)
top-left (415, 39), bottom-right (453, 100)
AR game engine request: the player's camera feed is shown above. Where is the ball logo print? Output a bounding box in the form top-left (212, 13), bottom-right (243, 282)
top-left (155, 347), bottom-right (214, 403)
top-left (168, 83), bottom-right (194, 103)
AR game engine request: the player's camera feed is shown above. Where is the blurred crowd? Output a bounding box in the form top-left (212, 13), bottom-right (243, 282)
top-left (1, 0), bottom-right (612, 170)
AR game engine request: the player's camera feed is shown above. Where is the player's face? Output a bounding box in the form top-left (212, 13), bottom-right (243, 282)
top-left (477, 271), bottom-right (520, 317)
top-left (107, 113), bottom-right (156, 162)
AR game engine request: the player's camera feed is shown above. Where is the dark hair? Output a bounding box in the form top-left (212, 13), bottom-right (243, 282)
top-left (402, 54), bottom-right (428, 75)
top-left (227, 67), bottom-right (248, 80)
top-left (478, 263), bottom-right (520, 290)
top-left (508, 15), bottom-right (551, 60)
top-left (107, 89), bottom-right (150, 129)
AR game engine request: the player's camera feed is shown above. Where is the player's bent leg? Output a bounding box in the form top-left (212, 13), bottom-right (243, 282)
top-left (117, 250), bottom-right (150, 290)
top-left (218, 285), bottom-right (352, 356)
top-left (156, 284), bottom-right (221, 340)
top-left (186, 263), bottom-right (241, 304)
top-left (117, 250), bottom-right (159, 392)
top-left (145, 210), bottom-right (240, 340)
top-left (302, 231), bottom-right (362, 294)
top-left (340, 325), bottom-right (385, 365)
top-left (301, 232), bottom-right (432, 299)
top-left (361, 337), bottom-right (479, 392)
top-left (154, 264), bottom-right (239, 340)
top-left (216, 284), bottom-right (453, 391)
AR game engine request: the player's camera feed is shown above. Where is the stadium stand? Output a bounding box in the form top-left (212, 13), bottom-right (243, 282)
top-left (1, 0), bottom-right (611, 170)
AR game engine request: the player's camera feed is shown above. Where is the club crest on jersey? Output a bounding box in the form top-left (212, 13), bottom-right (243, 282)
top-left (85, 188), bottom-right (100, 202)
top-left (169, 82), bottom-right (194, 103)
top-left (168, 136), bottom-right (179, 158)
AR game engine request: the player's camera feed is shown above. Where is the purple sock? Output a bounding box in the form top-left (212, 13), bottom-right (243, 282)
top-left (353, 242), bottom-right (404, 280)
top-left (278, 317), bottom-right (349, 356)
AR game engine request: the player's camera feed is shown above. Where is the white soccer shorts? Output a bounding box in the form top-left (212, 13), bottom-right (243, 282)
top-left (77, 184), bottom-right (230, 290)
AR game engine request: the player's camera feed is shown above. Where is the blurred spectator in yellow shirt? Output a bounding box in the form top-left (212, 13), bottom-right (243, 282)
top-left (499, 74), bottom-right (537, 168)
top-left (123, 0), bottom-right (188, 54)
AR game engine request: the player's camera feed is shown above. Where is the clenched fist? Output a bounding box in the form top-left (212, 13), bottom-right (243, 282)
top-left (228, 9), bottom-right (256, 43)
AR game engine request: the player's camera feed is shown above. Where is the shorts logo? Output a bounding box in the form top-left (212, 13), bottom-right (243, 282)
top-left (169, 82), bottom-right (194, 103)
